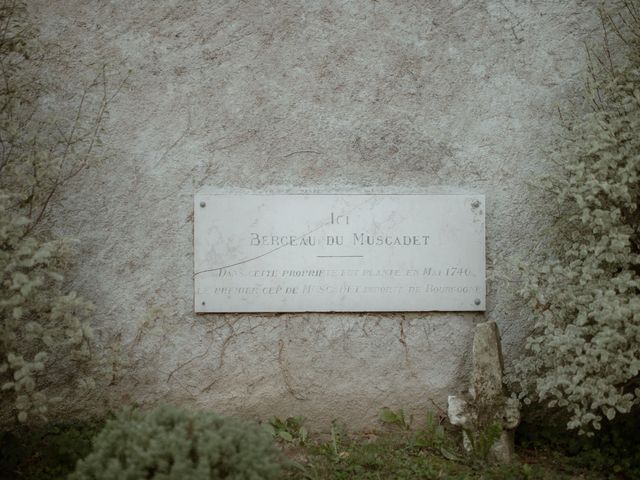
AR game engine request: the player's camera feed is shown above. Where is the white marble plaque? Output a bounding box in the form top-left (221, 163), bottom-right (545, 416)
top-left (194, 194), bottom-right (485, 312)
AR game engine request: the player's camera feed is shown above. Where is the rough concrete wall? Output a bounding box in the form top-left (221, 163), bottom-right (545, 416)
top-left (31, 0), bottom-right (598, 429)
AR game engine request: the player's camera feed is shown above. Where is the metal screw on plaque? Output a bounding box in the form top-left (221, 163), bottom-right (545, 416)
top-left (474, 298), bottom-right (481, 306)
top-left (200, 201), bottom-right (206, 208)
top-left (201, 301), bottom-right (205, 306)
top-left (471, 200), bottom-right (480, 209)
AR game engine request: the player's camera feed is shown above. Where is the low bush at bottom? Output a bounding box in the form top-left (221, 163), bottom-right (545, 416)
top-left (70, 405), bottom-right (282, 480)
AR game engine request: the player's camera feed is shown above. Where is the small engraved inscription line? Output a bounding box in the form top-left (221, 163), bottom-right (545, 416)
top-left (316, 255), bottom-right (364, 258)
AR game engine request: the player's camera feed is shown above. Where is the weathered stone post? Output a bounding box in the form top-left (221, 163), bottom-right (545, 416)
top-left (447, 321), bottom-right (520, 463)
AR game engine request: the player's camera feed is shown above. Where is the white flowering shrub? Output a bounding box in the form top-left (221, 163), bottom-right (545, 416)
top-left (509, 1), bottom-right (640, 433)
top-left (0, 1), bottom-right (117, 423)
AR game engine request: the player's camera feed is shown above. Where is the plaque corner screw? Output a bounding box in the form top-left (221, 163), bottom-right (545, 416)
top-left (199, 201), bottom-right (206, 208)
top-left (471, 200), bottom-right (480, 209)
top-left (201, 301), bottom-right (206, 306)
top-left (474, 298), bottom-right (481, 306)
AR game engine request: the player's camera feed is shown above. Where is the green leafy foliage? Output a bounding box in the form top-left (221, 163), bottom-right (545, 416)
top-left (379, 409), bottom-right (462, 462)
top-left (508, 0), bottom-right (640, 433)
top-left (410, 411), bottom-right (462, 462)
top-left (70, 405), bottom-right (283, 480)
top-left (379, 406), bottom-right (413, 430)
top-left (328, 419), bottom-right (344, 459)
top-left (304, 435), bottom-right (450, 479)
top-left (0, 1), bottom-right (123, 424)
top-left (464, 423), bottom-right (503, 467)
top-left (295, 414), bottom-right (573, 480)
top-left (267, 416), bottom-right (309, 445)
top-left (0, 410), bottom-right (609, 480)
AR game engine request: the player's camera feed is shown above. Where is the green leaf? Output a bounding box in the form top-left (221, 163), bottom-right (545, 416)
top-left (277, 430), bottom-right (293, 442)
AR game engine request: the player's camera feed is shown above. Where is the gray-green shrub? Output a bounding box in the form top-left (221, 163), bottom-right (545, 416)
top-left (70, 405), bottom-right (283, 480)
top-left (0, 1), bottom-right (120, 423)
top-left (508, 0), bottom-right (640, 433)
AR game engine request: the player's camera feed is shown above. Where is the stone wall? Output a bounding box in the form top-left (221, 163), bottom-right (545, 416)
top-left (32, 0), bottom-right (598, 428)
